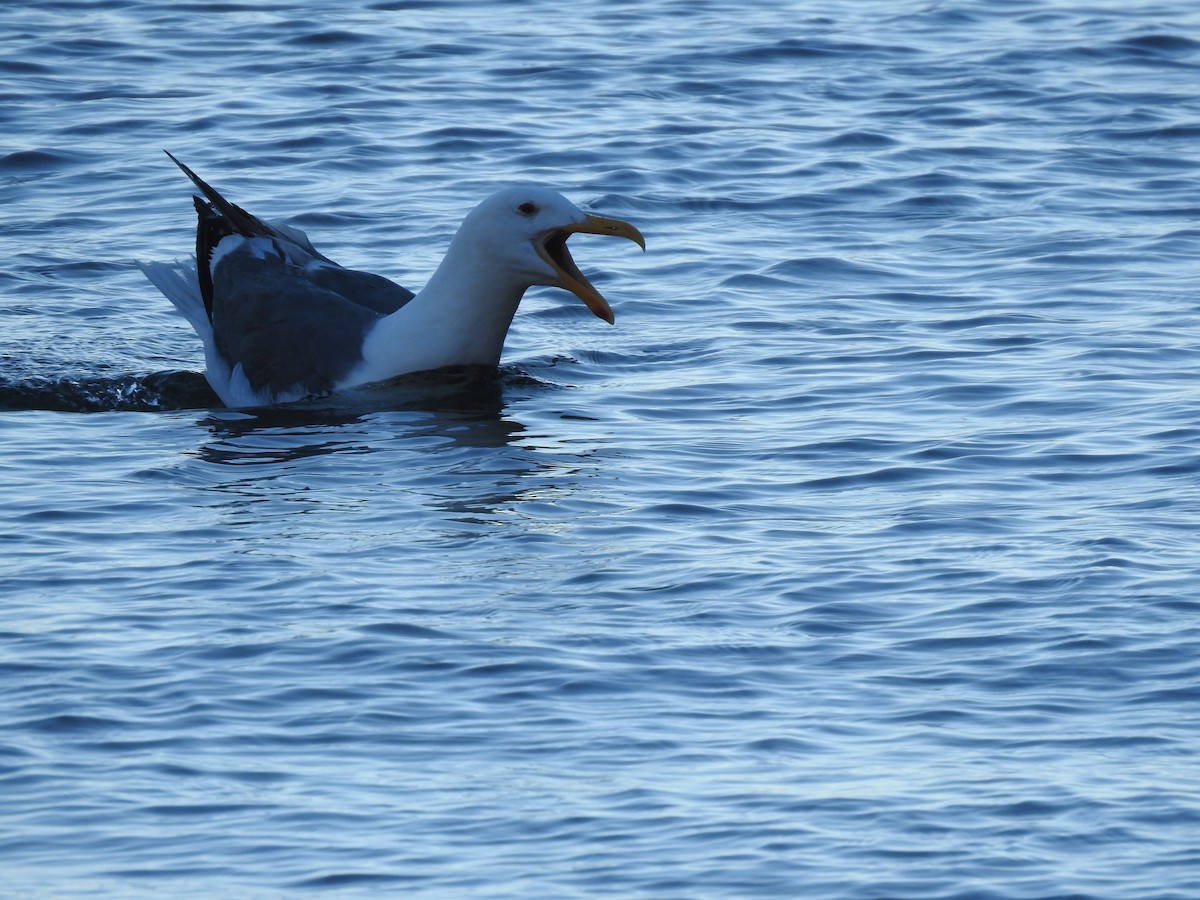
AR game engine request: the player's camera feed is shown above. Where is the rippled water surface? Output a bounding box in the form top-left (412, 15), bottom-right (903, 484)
top-left (3, 1), bottom-right (1200, 897)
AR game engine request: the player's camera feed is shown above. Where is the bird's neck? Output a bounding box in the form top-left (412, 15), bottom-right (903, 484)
top-left (350, 238), bottom-right (527, 386)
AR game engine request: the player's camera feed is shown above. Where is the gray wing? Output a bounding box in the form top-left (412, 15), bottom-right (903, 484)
top-left (273, 221), bottom-right (416, 315)
top-left (168, 151), bottom-right (416, 320)
top-left (306, 265), bottom-right (415, 316)
top-left (211, 248), bottom-right (383, 398)
top-left (166, 152), bottom-right (418, 398)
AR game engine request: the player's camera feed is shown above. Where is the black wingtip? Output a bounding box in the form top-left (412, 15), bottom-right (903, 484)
top-left (164, 150), bottom-right (271, 239)
top-left (164, 150), bottom-right (211, 199)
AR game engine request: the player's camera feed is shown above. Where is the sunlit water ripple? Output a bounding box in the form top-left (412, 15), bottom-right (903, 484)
top-left (2, 1), bottom-right (1200, 897)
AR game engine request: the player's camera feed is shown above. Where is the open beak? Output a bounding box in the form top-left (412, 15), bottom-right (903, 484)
top-left (534, 214), bottom-right (645, 324)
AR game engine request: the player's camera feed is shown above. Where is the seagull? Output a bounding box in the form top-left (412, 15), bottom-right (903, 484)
top-left (139, 152), bottom-right (645, 408)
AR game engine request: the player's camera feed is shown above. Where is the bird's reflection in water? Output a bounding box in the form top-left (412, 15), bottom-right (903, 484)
top-left (195, 365), bottom-right (531, 466)
top-left (183, 363), bottom-right (609, 540)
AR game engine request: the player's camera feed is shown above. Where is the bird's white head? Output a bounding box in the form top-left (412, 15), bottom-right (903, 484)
top-left (455, 185), bottom-right (645, 324)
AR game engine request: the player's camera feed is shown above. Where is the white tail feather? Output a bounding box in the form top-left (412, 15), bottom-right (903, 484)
top-left (137, 259), bottom-right (210, 339)
top-left (139, 258), bottom-right (242, 404)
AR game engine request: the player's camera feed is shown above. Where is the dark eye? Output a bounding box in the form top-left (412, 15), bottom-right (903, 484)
top-left (517, 201), bottom-right (538, 217)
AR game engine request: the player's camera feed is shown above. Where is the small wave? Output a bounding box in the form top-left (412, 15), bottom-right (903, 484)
top-left (1115, 33), bottom-right (1200, 55)
top-left (0, 366), bottom-right (545, 416)
top-left (0, 148), bottom-right (84, 172)
top-left (0, 371), bottom-right (218, 413)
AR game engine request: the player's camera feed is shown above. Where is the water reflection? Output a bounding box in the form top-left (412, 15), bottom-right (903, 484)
top-left (194, 366), bottom-right (523, 465)
top-left (176, 363), bottom-right (612, 543)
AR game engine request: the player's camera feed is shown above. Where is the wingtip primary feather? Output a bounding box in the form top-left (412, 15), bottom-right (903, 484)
top-left (163, 149), bottom-right (270, 239)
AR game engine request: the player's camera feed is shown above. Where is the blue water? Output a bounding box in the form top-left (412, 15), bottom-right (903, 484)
top-left (3, 1), bottom-right (1200, 896)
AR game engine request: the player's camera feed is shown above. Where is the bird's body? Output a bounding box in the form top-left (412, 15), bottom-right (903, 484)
top-left (139, 154), bottom-right (644, 408)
